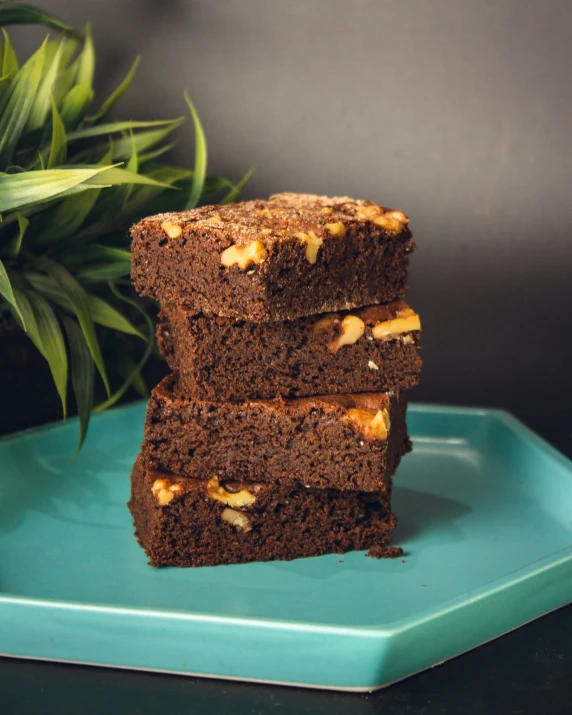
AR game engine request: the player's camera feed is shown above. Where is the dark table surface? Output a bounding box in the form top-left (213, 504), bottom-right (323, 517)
top-left (2, 604), bottom-right (571, 714)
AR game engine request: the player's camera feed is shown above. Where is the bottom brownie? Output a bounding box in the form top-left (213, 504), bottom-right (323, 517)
top-left (128, 455), bottom-right (397, 567)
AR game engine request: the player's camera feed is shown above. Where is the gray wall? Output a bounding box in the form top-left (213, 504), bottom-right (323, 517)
top-left (14, 0), bottom-right (572, 453)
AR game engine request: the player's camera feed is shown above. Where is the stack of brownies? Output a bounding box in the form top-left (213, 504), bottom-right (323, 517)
top-left (128, 192), bottom-right (421, 567)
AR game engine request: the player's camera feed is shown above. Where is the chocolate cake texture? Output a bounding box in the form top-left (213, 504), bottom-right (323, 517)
top-left (157, 299), bottom-right (421, 401)
top-left (128, 191), bottom-right (417, 567)
top-left (128, 455), bottom-right (397, 567)
top-left (141, 374), bottom-right (411, 492)
top-left (131, 192), bottom-right (415, 322)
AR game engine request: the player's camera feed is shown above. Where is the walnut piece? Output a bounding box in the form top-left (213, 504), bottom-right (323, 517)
top-left (329, 315), bottom-right (365, 353)
top-left (220, 240), bottom-right (267, 270)
top-left (160, 221), bottom-right (182, 239)
top-left (152, 478), bottom-right (185, 506)
top-left (355, 204), bottom-right (409, 234)
top-left (371, 307), bottom-right (421, 340)
top-left (368, 360), bottom-right (379, 370)
top-left (385, 209), bottom-right (409, 224)
top-left (294, 231), bottom-right (323, 264)
top-left (346, 408), bottom-right (391, 441)
top-left (325, 222), bottom-right (346, 237)
top-left (222, 507), bottom-right (252, 531)
top-left (206, 476), bottom-right (256, 508)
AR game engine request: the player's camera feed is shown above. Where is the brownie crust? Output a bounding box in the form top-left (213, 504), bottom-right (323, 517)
top-left (157, 299), bottom-right (422, 402)
top-left (128, 455), bottom-right (397, 567)
top-left (141, 374), bottom-right (411, 492)
top-left (131, 193), bottom-right (415, 322)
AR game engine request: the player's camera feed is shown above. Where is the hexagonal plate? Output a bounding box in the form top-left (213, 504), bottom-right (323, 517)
top-left (1, 402), bottom-right (570, 690)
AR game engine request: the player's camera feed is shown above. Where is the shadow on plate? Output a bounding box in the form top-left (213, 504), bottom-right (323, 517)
top-left (392, 486), bottom-right (470, 544)
top-left (0, 438), bottom-right (134, 538)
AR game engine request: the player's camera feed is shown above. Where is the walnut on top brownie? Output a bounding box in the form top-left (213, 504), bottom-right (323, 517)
top-left (130, 192), bottom-right (415, 322)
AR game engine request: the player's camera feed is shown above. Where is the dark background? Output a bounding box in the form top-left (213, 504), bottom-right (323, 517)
top-left (12, 0), bottom-right (572, 456)
top-left (4, 1), bottom-right (571, 713)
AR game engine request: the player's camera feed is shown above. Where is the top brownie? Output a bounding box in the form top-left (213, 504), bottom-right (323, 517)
top-left (131, 192), bottom-right (415, 321)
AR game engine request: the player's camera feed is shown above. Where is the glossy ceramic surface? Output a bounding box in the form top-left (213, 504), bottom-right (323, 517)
top-left (0, 403), bottom-right (570, 690)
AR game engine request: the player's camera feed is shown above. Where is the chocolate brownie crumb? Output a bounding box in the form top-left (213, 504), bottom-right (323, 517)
top-left (366, 545), bottom-right (405, 559)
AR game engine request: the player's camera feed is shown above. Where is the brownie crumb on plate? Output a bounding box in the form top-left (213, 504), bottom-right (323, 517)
top-left (366, 545), bottom-right (405, 559)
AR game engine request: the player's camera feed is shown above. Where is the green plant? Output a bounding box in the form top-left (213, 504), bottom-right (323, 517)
top-left (0, 10), bottom-right (250, 447)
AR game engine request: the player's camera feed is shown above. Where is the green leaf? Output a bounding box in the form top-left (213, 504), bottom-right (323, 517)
top-left (59, 82), bottom-right (93, 131)
top-left (0, 39), bottom-right (45, 166)
top-left (184, 92), bottom-right (207, 209)
top-left (111, 350), bottom-right (147, 397)
top-left (90, 56), bottom-right (140, 123)
top-left (25, 39), bottom-right (62, 131)
top-left (67, 118), bottom-right (182, 142)
top-left (0, 5), bottom-right (80, 37)
top-left (126, 132), bottom-right (138, 174)
top-left (25, 271), bottom-right (72, 311)
top-left (1, 28), bottom-right (18, 76)
top-left (81, 165), bottom-right (173, 188)
top-left (47, 94), bottom-right (66, 168)
top-left (26, 271), bottom-right (145, 339)
top-left (87, 293), bottom-right (145, 339)
top-left (37, 258), bottom-right (110, 396)
top-left (77, 260), bottom-right (131, 282)
top-left (12, 287), bottom-right (68, 416)
top-left (0, 70), bottom-right (12, 104)
top-left (0, 166), bottom-right (113, 212)
top-left (95, 284), bottom-right (154, 411)
top-left (118, 130), bottom-right (138, 205)
top-left (58, 34), bottom-right (80, 68)
top-left (144, 165), bottom-right (194, 184)
top-left (9, 283), bottom-right (36, 331)
top-left (52, 57), bottom-right (78, 106)
top-left (111, 165), bottom-right (188, 219)
top-left (0, 257), bottom-right (24, 324)
top-left (32, 183), bottom-right (101, 245)
top-left (62, 245), bottom-right (131, 273)
top-left (63, 316), bottom-right (94, 451)
top-left (221, 166), bottom-right (254, 205)
top-left (3, 213), bottom-right (28, 256)
top-left (137, 140), bottom-right (177, 164)
top-left (76, 23), bottom-right (94, 88)
top-left (110, 119), bottom-right (183, 161)
top-left (98, 139), bottom-right (114, 166)
top-left (201, 176), bottom-right (233, 199)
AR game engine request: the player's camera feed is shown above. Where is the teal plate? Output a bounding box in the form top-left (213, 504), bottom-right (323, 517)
top-left (0, 403), bottom-right (571, 691)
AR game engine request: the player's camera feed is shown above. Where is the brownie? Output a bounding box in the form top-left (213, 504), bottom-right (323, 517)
top-left (128, 455), bottom-right (397, 567)
top-left (130, 192), bottom-right (415, 322)
top-left (141, 374), bottom-right (411, 492)
top-left (157, 299), bottom-right (422, 401)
